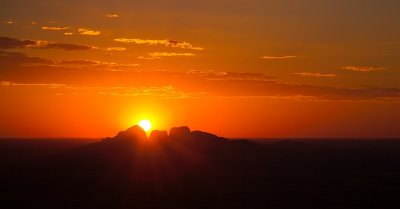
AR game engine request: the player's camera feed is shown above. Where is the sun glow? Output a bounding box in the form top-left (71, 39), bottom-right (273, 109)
top-left (138, 119), bottom-right (152, 132)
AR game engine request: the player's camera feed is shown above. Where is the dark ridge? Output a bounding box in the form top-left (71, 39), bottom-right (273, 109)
top-left (1, 126), bottom-right (400, 209)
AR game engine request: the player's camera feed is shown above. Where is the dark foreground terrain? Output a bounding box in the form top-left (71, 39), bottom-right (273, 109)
top-left (1, 126), bottom-right (400, 209)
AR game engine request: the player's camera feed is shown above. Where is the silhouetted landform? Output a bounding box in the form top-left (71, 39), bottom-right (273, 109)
top-left (1, 126), bottom-right (400, 209)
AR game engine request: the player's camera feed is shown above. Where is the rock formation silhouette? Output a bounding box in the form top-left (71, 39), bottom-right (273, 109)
top-left (113, 125), bottom-right (147, 142)
top-left (149, 130), bottom-right (168, 141)
top-left (169, 126), bottom-right (191, 139)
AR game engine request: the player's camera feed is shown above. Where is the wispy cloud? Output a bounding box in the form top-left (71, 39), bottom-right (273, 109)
top-left (2, 50), bottom-right (400, 102)
top-left (1, 81), bottom-right (205, 98)
top-left (3, 75), bottom-right (400, 102)
top-left (0, 37), bottom-right (95, 51)
top-left (97, 86), bottom-right (204, 98)
top-left (78, 28), bottom-right (101, 36)
top-left (261, 55), bottom-right (298, 60)
top-left (41, 26), bottom-right (70, 31)
top-left (148, 52), bottom-right (196, 59)
top-left (4, 21), bottom-right (14, 25)
top-left (64, 32), bottom-right (74, 36)
top-left (342, 66), bottom-right (384, 72)
top-left (29, 40), bottom-right (96, 50)
top-left (186, 70), bottom-right (275, 81)
top-left (57, 60), bottom-right (99, 65)
top-left (138, 56), bottom-right (155, 60)
top-left (0, 50), bottom-right (54, 65)
top-left (105, 47), bottom-right (126, 51)
top-left (294, 72), bottom-right (337, 78)
top-left (56, 59), bottom-right (139, 71)
top-left (0, 50), bottom-right (138, 71)
top-left (114, 38), bottom-right (203, 50)
top-left (1, 81), bottom-right (66, 88)
top-left (106, 14), bottom-right (119, 18)
top-left (0, 37), bottom-right (36, 49)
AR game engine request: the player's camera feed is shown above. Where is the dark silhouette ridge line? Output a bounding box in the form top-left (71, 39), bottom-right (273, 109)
top-left (103, 125), bottom-right (229, 143)
top-left (2, 125), bottom-right (400, 209)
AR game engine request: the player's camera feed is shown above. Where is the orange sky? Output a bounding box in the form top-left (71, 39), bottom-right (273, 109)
top-left (1, 0), bottom-right (400, 138)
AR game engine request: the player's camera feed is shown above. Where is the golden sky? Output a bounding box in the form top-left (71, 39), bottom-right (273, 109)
top-left (1, 0), bottom-right (400, 138)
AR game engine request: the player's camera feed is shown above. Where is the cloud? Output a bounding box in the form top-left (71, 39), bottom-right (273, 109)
top-left (4, 21), bottom-right (14, 25)
top-left (147, 52), bottom-right (196, 59)
top-left (0, 50), bottom-right (23, 57)
top-left (0, 37), bottom-right (36, 49)
top-left (2, 72), bottom-right (400, 101)
top-left (1, 81), bottom-right (65, 88)
top-left (342, 66), bottom-right (384, 72)
top-left (106, 14), bottom-right (119, 18)
top-left (0, 50), bottom-right (54, 65)
top-left (0, 50), bottom-right (138, 71)
top-left (41, 26), bottom-right (70, 31)
top-left (181, 71), bottom-right (400, 101)
top-left (97, 86), bottom-right (205, 98)
top-left (294, 72), bottom-right (337, 78)
top-left (2, 51), bottom-right (399, 102)
top-left (105, 47), bottom-right (126, 51)
top-left (0, 80), bottom-right (205, 98)
top-left (56, 59), bottom-right (139, 71)
top-left (0, 37), bottom-right (95, 51)
top-left (64, 32), bottom-right (74, 36)
top-left (1, 80), bottom-right (208, 98)
top-left (29, 40), bottom-right (95, 50)
top-left (57, 60), bottom-right (100, 65)
top-left (138, 56), bottom-right (155, 60)
top-left (114, 38), bottom-right (203, 50)
top-left (58, 59), bottom-right (138, 66)
top-left (186, 70), bottom-right (275, 81)
top-left (261, 55), bottom-right (298, 60)
top-left (78, 28), bottom-right (101, 36)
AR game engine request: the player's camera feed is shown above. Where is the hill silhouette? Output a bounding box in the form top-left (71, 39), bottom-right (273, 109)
top-left (1, 126), bottom-right (400, 209)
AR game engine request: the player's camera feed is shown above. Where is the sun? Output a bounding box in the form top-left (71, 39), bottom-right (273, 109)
top-left (138, 119), bottom-right (152, 132)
